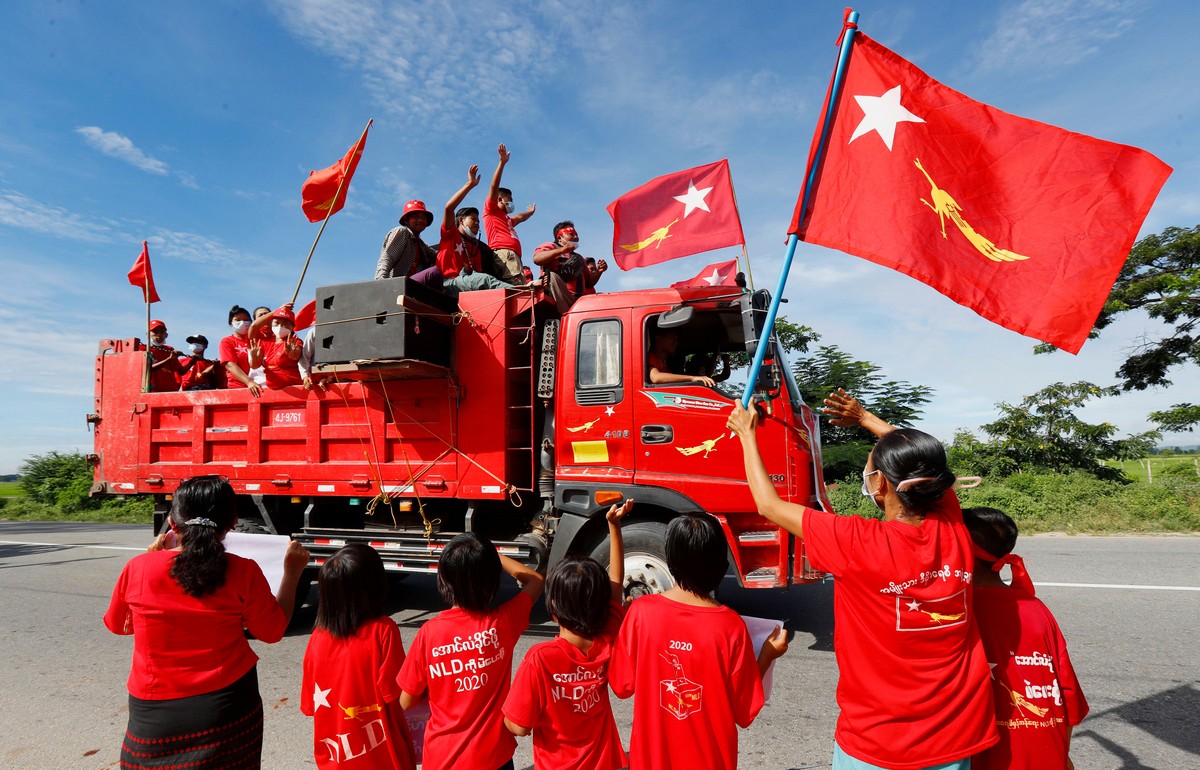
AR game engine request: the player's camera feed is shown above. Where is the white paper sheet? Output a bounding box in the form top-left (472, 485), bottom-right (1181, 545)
top-left (741, 614), bottom-right (785, 703)
top-left (224, 532), bottom-right (293, 595)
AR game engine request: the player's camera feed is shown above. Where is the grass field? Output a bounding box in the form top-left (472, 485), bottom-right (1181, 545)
top-left (1104, 456), bottom-right (1200, 483)
top-left (0, 481), bottom-right (24, 498)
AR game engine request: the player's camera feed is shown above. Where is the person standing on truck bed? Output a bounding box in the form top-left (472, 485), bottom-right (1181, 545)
top-left (438, 164), bottom-right (510, 294)
top-left (647, 327), bottom-right (716, 387)
top-left (247, 304), bottom-right (303, 389)
top-left (484, 143), bottom-right (536, 285)
top-left (147, 319), bottom-right (183, 392)
top-left (534, 221), bottom-right (589, 314)
top-left (178, 333), bottom-right (220, 390)
top-left (375, 199), bottom-right (444, 289)
top-left (219, 305), bottom-right (263, 396)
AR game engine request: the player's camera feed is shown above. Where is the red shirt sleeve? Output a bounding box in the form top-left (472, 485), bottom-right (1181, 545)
top-left (376, 619), bottom-right (406, 704)
top-left (236, 557), bottom-right (288, 643)
top-left (728, 620), bottom-right (766, 728)
top-left (397, 624), bottom-right (429, 697)
top-left (103, 563), bottom-right (133, 635)
top-left (608, 602), bottom-right (639, 699)
top-left (300, 633), bottom-right (318, 717)
top-left (502, 648), bottom-right (543, 730)
top-left (1051, 614), bottom-right (1089, 726)
top-left (800, 507), bottom-right (863, 577)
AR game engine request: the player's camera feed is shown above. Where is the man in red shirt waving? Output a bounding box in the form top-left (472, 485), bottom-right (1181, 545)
top-left (483, 143), bottom-right (535, 285)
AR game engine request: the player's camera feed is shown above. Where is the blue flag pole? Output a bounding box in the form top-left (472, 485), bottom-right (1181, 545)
top-left (742, 9), bottom-right (861, 407)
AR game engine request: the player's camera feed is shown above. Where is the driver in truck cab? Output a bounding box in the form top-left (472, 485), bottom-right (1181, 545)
top-left (647, 326), bottom-right (716, 387)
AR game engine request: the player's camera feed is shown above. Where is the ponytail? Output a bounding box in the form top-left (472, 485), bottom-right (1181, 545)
top-left (872, 429), bottom-right (955, 515)
top-left (168, 476), bottom-right (238, 597)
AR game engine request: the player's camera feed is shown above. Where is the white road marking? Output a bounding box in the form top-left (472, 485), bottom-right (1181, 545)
top-left (1035, 581), bottom-right (1200, 592)
top-left (0, 539), bottom-right (144, 552)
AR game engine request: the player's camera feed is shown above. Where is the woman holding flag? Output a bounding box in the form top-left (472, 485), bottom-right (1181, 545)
top-left (728, 390), bottom-right (997, 770)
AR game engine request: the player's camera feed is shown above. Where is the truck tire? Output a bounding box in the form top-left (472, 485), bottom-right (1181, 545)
top-left (233, 519), bottom-right (272, 535)
top-left (589, 520), bottom-right (675, 599)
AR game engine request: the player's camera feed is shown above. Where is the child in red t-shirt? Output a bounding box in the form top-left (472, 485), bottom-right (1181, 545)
top-left (301, 544), bottom-right (417, 770)
top-left (398, 532), bottom-right (544, 770)
top-left (963, 507), bottom-right (1089, 770)
top-left (609, 514), bottom-right (788, 770)
top-left (503, 500), bottom-right (633, 770)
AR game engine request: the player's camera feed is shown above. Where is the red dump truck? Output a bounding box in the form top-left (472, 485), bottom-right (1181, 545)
top-left (89, 278), bottom-right (831, 596)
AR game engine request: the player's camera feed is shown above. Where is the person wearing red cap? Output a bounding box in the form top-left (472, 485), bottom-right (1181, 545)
top-left (374, 199), bottom-right (444, 290)
top-left (483, 144), bottom-right (536, 285)
top-left (147, 320), bottom-right (183, 392)
top-left (963, 507), bottom-right (1088, 770)
top-left (437, 165), bottom-right (510, 294)
top-left (533, 221), bottom-right (588, 314)
top-left (248, 304), bottom-right (303, 389)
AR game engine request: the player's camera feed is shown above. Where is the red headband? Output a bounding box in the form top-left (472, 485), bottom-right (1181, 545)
top-left (557, 226), bottom-right (577, 240)
top-left (971, 542), bottom-right (1035, 596)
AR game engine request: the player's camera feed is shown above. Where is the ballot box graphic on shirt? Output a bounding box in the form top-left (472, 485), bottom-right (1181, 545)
top-left (896, 588), bottom-right (968, 631)
top-left (659, 651), bottom-right (703, 720)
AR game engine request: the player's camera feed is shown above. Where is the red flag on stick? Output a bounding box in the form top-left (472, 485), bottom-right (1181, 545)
top-left (127, 241), bottom-right (160, 303)
top-left (791, 34), bottom-right (1171, 354)
top-left (608, 159), bottom-right (745, 270)
top-left (294, 299), bottom-right (317, 331)
top-left (671, 259), bottom-right (740, 289)
top-left (301, 121), bottom-right (371, 222)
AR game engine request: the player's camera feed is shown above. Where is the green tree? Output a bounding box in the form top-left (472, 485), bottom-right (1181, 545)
top-left (18, 451), bottom-right (101, 511)
top-left (969, 381), bottom-right (1159, 481)
top-left (1039, 225), bottom-right (1200, 431)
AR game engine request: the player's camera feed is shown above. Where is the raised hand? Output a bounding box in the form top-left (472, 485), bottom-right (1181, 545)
top-left (822, 387), bottom-right (866, 427)
top-left (467, 164), bottom-right (480, 187)
top-left (497, 143), bottom-right (511, 164)
top-left (606, 499), bottom-right (634, 525)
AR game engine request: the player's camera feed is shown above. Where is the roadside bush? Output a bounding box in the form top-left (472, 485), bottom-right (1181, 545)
top-left (20, 451), bottom-right (91, 505)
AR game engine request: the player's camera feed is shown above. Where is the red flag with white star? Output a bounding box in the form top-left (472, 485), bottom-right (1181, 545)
top-left (791, 33), bottom-right (1171, 354)
top-left (670, 259), bottom-right (739, 289)
top-left (608, 159), bottom-right (745, 270)
top-left (301, 120), bottom-right (371, 223)
top-left (127, 241), bottom-right (160, 303)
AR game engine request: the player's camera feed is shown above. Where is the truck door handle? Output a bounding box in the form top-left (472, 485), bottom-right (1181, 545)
top-left (640, 425), bottom-right (673, 444)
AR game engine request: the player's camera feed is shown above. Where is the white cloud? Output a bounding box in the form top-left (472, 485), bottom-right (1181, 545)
top-left (148, 229), bottom-right (257, 269)
top-left (974, 0), bottom-right (1142, 74)
top-left (0, 189), bottom-right (118, 243)
top-left (75, 126), bottom-right (170, 175)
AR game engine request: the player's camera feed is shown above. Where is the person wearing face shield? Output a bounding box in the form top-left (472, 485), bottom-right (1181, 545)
top-left (483, 143), bottom-right (536, 285)
top-left (218, 305), bottom-right (263, 396)
top-left (178, 334), bottom-right (220, 390)
top-left (436, 165), bottom-right (510, 295)
top-left (533, 221), bottom-right (588, 314)
top-left (247, 304), bottom-right (303, 389)
top-left (727, 389), bottom-right (998, 770)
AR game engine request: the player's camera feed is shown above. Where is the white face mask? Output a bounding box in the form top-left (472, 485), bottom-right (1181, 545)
top-left (503, 200), bottom-right (515, 214)
top-left (189, 343), bottom-right (206, 355)
top-left (232, 319), bottom-right (250, 333)
top-left (272, 322), bottom-right (291, 340)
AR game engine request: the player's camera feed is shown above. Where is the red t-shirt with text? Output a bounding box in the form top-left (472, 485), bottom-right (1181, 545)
top-left (301, 616), bottom-right (417, 770)
top-left (972, 585), bottom-right (1088, 770)
top-left (801, 495), bottom-right (998, 769)
top-left (609, 593), bottom-right (763, 770)
top-left (397, 592), bottom-right (532, 770)
top-left (483, 196), bottom-right (521, 255)
top-left (503, 599), bottom-right (627, 770)
top-left (261, 337), bottom-right (303, 389)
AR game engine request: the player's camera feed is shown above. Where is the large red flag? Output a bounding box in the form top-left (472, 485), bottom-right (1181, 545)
top-left (791, 33), bottom-right (1171, 354)
top-left (127, 241), bottom-right (160, 303)
top-left (671, 259), bottom-right (740, 289)
top-left (301, 121), bottom-right (371, 222)
top-left (608, 159), bottom-right (745, 270)
top-left (294, 299), bottom-right (317, 331)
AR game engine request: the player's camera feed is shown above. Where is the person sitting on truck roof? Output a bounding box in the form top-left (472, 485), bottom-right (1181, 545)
top-left (534, 221), bottom-right (588, 314)
top-left (457, 206), bottom-right (512, 284)
top-left (248, 304), bottom-right (303, 389)
top-left (374, 199), bottom-right (445, 290)
top-left (437, 164), bottom-right (510, 295)
top-left (484, 143), bottom-right (536, 285)
top-left (218, 305), bottom-right (262, 396)
top-left (648, 327), bottom-right (716, 387)
top-left (147, 319), bottom-right (184, 392)
top-left (583, 256), bottom-right (608, 295)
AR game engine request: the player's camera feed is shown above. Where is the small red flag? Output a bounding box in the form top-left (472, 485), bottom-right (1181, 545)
top-left (791, 34), bottom-right (1171, 354)
top-left (294, 299), bottom-right (317, 331)
top-left (301, 121), bottom-right (371, 223)
top-left (671, 259), bottom-right (740, 289)
top-left (127, 241), bottom-right (160, 303)
top-left (607, 159), bottom-right (745, 270)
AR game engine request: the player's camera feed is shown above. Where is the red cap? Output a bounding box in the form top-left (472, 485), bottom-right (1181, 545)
top-left (149, 319), bottom-right (166, 331)
top-left (270, 305), bottom-right (296, 325)
top-left (400, 200), bottom-right (434, 227)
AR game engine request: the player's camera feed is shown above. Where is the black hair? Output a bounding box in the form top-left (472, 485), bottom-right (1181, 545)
top-left (455, 206), bottom-right (479, 225)
top-left (552, 220), bottom-right (575, 240)
top-left (168, 475), bottom-right (238, 597)
top-left (253, 306), bottom-right (271, 317)
top-left (962, 507), bottom-right (1018, 562)
top-left (227, 305), bottom-right (250, 325)
top-left (315, 543), bottom-right (389, 638)
top-left (665, 514), bottom-right (728, 596)
top-left (497, 187), bottom-right (512, 200)
top-left (544, 555), bottom-right (609, 638)
top-left (870, 428), bottom-right (956, 514)
top-left (585, 257), bottom-right (596, 266)
top-left (437, 532), bottom-right (501, 612)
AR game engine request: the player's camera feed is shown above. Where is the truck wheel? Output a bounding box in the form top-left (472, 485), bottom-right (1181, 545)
top-left (233, 520), bottom-right (272, 535)
top-left (589, 520), bottom-right (675, 599)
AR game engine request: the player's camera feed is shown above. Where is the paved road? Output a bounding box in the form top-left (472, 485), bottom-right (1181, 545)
top-left (0, 522), bottom-right (1196, 769)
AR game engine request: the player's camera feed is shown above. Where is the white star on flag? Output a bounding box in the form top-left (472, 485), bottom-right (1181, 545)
top-left (313, 683), bottom-right (332, 711)
top-left (673, 181), bottom-right (713, 217)
top-left (905, 599), bottom-right (921, 612)
top-left (702, 267), bottom-right (723, 285)
top-left (849, 85), bottom-right (924, 151)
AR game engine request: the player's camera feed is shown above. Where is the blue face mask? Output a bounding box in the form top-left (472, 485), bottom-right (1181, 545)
top-left (189, 343), bottom-right (205, 355)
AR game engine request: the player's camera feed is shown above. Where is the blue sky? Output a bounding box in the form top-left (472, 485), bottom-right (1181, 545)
top-left (1, 0), bottom-right (1198, 475)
